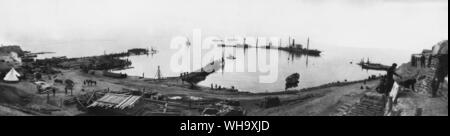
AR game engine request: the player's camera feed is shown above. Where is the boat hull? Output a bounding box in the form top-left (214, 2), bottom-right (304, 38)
top-left (358, 63), bottom-right (390, 71)
top-left (278, 47), bottom-right (322, 56)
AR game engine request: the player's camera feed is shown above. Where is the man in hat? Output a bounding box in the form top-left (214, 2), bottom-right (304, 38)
top-left (384, 63), bottom-right (402, 96)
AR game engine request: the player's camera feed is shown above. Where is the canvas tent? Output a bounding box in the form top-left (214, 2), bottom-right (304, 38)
top-left (3, 68), bottom-right (20, 82)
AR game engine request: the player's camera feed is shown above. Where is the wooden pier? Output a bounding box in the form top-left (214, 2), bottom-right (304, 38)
top-left (181, 59), bottom-right (225, 84)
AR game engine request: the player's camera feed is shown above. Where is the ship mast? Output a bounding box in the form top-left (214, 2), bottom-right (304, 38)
top-left (292, 39), bottom-right (296, 48)
top-left (288, 36), bottom-right (291, 47)
top-left (279, 38), bottom-right (282, 48)
top-left (256, 37), bottom-right (259, 48)
top-left (307, 37), bottom-right (310, 50)
top-left (156, 65), bottom-right (162, 80)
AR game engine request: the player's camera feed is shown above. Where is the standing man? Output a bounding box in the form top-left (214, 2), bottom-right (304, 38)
top-left (47, 91), bottom-right (50, 103)
top-left (411, 55), bottom-right (416, 67)
top-left (430, 41), bottom-right (448, 97)
top-left (52, 88), bottom-right (56, 97)
top-left (420, 55), bottom-right (426, 68)
top-left (432, 51), bottom-right (448, 97)
top-left (428, 55), bottom-right (433, 68)
top-left (384, 63), bottom-right (402, 96)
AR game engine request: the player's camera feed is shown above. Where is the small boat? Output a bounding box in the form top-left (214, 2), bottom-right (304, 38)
top-left (235, 44), bottom-right (249, 48)
top-left (226, 55), bottom-right (236, 60)
top-left (279, 47), bottom-right (322, 56)
top-left (111, 66), bottom-right (134, 71)
top-left (150, 47), bottom-right (158, 54)
top-left (103, 71), bottom-right (127, 78)
top-left (218, 44), bottom-right (226, 47)
top-left (278, 37), bottom-right (321, 56)
top-left (265, 40), bottom-right (273, 49)
top-left (128, 48), bottom-right (149, 55)
top-left (285, 73), bottom-right (300, 90)
top-left (357, 62), bottom-right (390, 71)
top-left (186, 39), bottom-right (191, 46)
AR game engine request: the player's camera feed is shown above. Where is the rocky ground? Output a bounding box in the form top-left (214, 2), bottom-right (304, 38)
top-left (390, 61), bottom-right (448, 116)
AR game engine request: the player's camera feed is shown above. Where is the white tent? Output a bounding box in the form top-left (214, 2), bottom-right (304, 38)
top-left (3, 68), bottom-right (20, 82)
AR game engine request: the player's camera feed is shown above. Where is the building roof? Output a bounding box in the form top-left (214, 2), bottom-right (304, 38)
top-left (88, 93), bottom-right (141, 110)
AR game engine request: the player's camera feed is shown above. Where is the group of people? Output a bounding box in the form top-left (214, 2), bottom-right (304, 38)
top-left (180, 72), bottom-right (190, 78)
top-left (83, 79), bottom-right (97, 86)
top-left (411, 54), bottom-right (432, 68)
top-left (211, 84), bottom-right (222, 90)
top-left (209, 84), bottom-right (236, 91)
top-left (367, 75), bottom-right (379, 81)
top-left (179, 72), bottom-right (190, 83)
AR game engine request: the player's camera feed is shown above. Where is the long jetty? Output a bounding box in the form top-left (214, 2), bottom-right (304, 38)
top-left (181, 59), bottom-right (225, 84)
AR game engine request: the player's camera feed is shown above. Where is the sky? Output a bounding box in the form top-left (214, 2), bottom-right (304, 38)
top-left (0, 0), bottom-right (448, 53)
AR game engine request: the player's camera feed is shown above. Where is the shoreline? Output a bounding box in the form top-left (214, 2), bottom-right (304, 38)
top-left (116, 72), bottom-right (381, 96)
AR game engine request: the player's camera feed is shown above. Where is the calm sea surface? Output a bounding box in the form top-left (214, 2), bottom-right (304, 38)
top-left (26, 41), bottom-right (411, 93)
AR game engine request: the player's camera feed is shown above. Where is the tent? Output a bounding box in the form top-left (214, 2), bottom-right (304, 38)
top-left (3, 68), bottom-right (20, 83)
